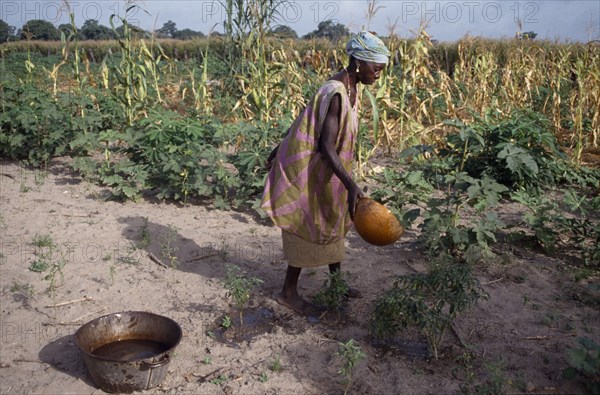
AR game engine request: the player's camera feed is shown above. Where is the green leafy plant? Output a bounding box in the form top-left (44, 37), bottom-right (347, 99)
top-left (474, 357), bottom-right (507, 395)
top-left (161, 224), bottom-right (180, 268)
top-left (209, 374), bottom-right (229, 385)
top-left (313, 270), bottom-right (349, 311)
top-left (223, 264), bottom-right (263, 325)
top-left (137, 216), bottom-right (151, 249)
top-left (371, 261), bottom-right (485, 359)
top-left (336, 339), bottom-right (365, 395)
top-left (27, 234), bottom-right (68, 296)
top-left (221, 315), bottom-right (232, 329)
top-left (268, 356), bottom-right (282, 373)
top-left (258, 372), bottom-right (269, 383)
top-left (440, 109), bottom-right (565, 192)
top-left (563, 337), bottom-right (600, 394)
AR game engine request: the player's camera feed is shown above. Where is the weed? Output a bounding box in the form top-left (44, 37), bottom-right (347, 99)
top-left (221, 315), bottom-right (232, 329)
top-left (10, 282), bottom-right (35, 300)
top-left (137, 216), bottom-right (151, 249)
top-left (118, 243), bottom-right (140, 265)
top-left (161, 224), bottom-right (180, 268)
top-left (258, 372), bottom-right (268, 383)
top-left (313, 270), bottom-right (349, 310)
top-left (455, 346), bottom-right (477, 394)
top-left (209, 374), bottom-right (228, 385)
top-left (29, 258), bottom-right (50, 273)
top-left (468, 357), bottom-right (507, 395)
top-left (223, 264), bottom-right (263, 325)
top-left (371, 260), bottom-right (484, 359)
top-left (108, 264), bottom-right (116, 283)
top-left (268, 356), bottom-right (282, 373)
top-left (336, 339), bottom-right (365, 395)
top-left (32, 234), bottom-right (55, 248)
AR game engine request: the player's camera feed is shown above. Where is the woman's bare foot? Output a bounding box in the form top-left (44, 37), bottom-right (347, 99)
top-left (275, 292), bottom-right (322, 316)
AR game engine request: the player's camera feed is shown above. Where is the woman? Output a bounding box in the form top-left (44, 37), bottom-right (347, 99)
top-left (261, 31), bottom-right (391, 316)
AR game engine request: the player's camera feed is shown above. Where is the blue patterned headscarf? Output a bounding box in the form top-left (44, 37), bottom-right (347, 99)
top-left (346, 31), bottom-right (391, 64)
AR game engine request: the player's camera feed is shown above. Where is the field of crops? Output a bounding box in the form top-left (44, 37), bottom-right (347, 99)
top-left (1, 16), bottom-right (599, 395)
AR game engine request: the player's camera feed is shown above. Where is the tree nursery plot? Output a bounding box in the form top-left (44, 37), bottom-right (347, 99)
top-left (1, 12), bottom-right (599, 394)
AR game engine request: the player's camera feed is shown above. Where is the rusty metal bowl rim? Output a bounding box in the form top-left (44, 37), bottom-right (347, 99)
top-left (74, 310), bottom-right (183, 363)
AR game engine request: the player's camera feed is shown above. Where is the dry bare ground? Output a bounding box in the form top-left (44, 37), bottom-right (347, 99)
top-left (0, 158), bottom-right (598, 395)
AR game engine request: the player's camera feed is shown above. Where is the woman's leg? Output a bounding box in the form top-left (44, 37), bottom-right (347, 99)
top-left (275, 265), bottom-right (319, 315)
top-left (328, 262), bottom-right (363, 298)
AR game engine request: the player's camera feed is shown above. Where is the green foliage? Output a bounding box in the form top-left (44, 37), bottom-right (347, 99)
top-left (475, 358), bottom-right (508, 395)
top-left (161, 224), bottom-right (180, 268)
top-left (371, 261), bottom-right (484, 359)
top-left (221, 315), bottom-right (232, 329)
top-left (0, 19), bottom-right (16, 42)
top-left (268, 356), bottom-right (282, 373)
top-left (512, 189), bottom-right (600, 269)
top-left (27, 234), bottom-right (68, 295)
top-left (563, 337), bottom-right (600, 394)
top-left (313, 270), bottom-right (349, 310)
top-left (80, 19), bottom-right (116, 41)
top-left (137, 217), bottom-right (151, 249)
top-left (258, 371), bottom-right (269, 382)
top-left (223, 264), bottom-right (263, 312)
top-left (209, 374), bottom-right (229, 385)
top-left (440, 109), bottom-right (564, 192)
top-left (419, 173), bottom-right (507, 263)
top-left (336, 339), bottom-right (365, 395)
top-left (0, 83), bottom-right (72, 166)
top-left (21, 20), bottom-right (60, 40)
top-left (303, 20), bottom-right (350, 41)
top-left (128, 109), bottom-right (225, 202)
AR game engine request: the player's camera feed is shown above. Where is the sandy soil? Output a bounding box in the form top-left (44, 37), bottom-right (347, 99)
top-left (0, 158), bottom-right (598, 395)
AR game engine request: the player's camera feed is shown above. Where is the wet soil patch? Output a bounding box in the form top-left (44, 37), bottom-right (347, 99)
top-left (212, 307), bottom-right (278, 346)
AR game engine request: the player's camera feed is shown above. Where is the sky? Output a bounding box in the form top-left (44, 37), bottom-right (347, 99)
top-left (1, 1), bottom-right (599, 42)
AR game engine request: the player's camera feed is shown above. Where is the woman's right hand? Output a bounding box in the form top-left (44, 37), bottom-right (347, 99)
top-left (348, 184), bottom-right (364, 221)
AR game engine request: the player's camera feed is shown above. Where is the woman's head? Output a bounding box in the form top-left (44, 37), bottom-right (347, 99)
top-left (346, 31), bottom-right (390, 84)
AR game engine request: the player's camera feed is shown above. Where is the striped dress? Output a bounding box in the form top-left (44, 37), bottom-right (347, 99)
top-left (261, 80), bottom-right (358, 250)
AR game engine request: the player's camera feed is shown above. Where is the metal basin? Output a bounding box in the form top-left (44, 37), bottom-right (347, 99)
top-left (74, 311), bottom-right (182, 393)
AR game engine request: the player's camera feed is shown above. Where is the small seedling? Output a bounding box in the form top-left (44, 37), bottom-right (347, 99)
top-left (223, 264), bottom-right (263, 325)
top-left (313, 270), bottom-right (349, 310)
top-left (221, 315), bottom-right (232, 329)
top-left (202, 356), bottom-right (212, 365)
top-left (10, 282), bottom-right (35, 300)
top-left (118, 244), bottom-right (140, 265)
top-left (269, 356), bottom-right (282, 373)
top-left (161, 224), bottom-right (179, 268)
top-left (258, 372), bottom-right (268, 383)
top-left (336, 339), bottom-right (365, 395)
top-left (32, 234), bottom-right (55, 249)
top-left (109, 264), bottom-right (116, 283)
top-left (476, 357), bottom-right (507, 395)
top-left (137, 217), bottom-right (151, 249)
top-left (219, 239), bottom-right (230, 261)
top-left (209, 375), bottom-right (228, 385)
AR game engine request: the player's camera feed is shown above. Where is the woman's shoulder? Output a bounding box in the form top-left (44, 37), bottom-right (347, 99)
top-left (314, 79), bottom-right (345, 97)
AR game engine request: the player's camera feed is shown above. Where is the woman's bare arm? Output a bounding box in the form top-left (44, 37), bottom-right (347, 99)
top-left (318, 93), bottom-right (363, 219)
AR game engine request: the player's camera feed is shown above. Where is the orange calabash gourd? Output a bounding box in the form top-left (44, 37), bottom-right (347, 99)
top-left (353, 197), bottom-right (404, 246)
